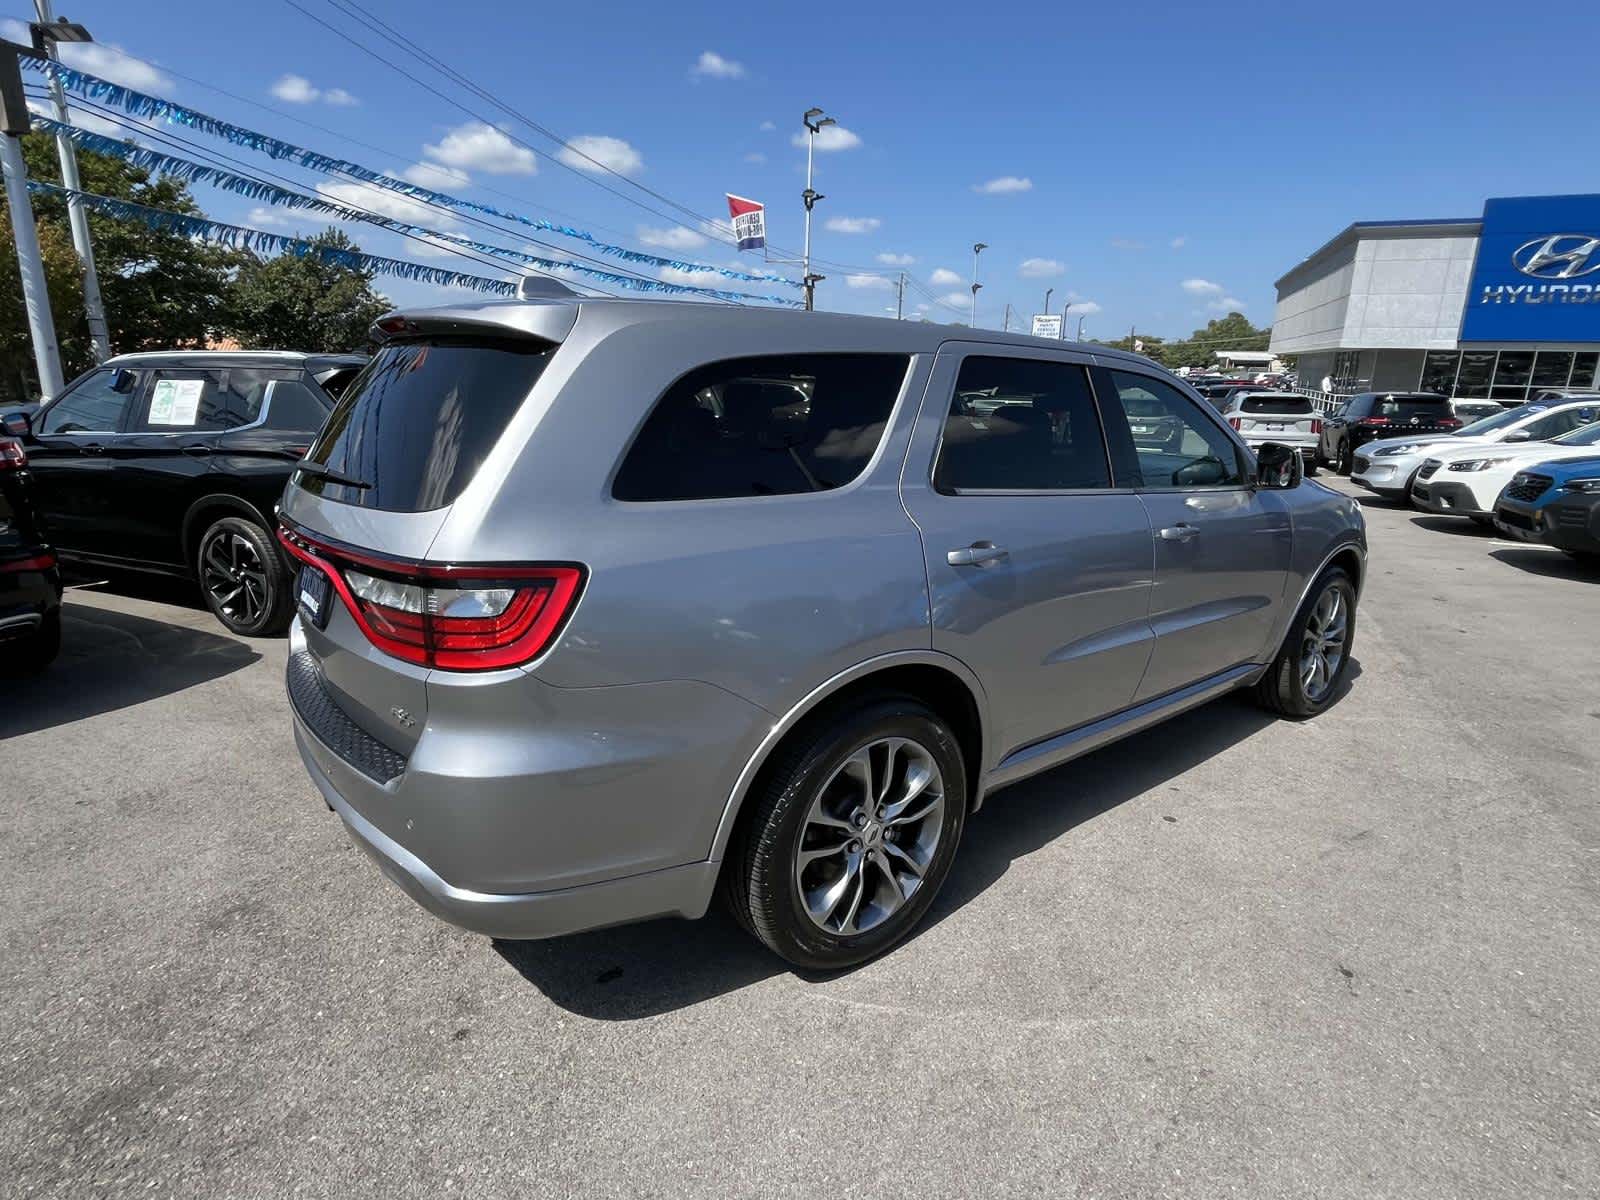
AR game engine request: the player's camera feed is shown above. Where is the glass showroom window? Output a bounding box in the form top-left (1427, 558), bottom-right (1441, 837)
top-left (1571, 352), bottom-right (1599, 392)
top-left (1421, 351), bottom-right (1460, 396)
top-left (1455, 351), bottom-right (1496, 399)
top-left (1531, 351), bottom-right (1574, 393)
top-left (1491, 350), bottom-right (1534, 403)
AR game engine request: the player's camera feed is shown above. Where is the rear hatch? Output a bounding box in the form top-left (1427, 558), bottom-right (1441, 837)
top-left (1229, 394), bottom-right (1317, 439)
top-left (278, 306), bottom-right (577, 760)
top-left (1358, 394), bottom-right (1460, 438)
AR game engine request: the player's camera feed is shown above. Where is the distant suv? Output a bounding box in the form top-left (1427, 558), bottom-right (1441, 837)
top-left (0, 437), bottom-right (61, 671)
top-left (1319, 392), bottom-right (1460, 474)
top-left (1, 351), bottom-right (364, 636)
top-left (280, 300), bottom-right (1367, 968)
top-left (1220, 391), bottom-right (1320, 473)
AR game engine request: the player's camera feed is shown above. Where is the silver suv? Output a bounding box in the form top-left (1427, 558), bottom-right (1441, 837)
top-left (280, 298), bottom-right (1366, 968)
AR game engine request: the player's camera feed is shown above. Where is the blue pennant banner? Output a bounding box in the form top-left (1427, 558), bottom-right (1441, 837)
top-left (28, 115), bottom-right (802, 306)
top-left (21, 56), bottom-right (799, 290)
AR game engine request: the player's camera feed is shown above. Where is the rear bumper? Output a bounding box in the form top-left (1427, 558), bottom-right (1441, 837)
top-left (0, 558), bottom-right (61, 641)
top-left (295, 722), bottom-right (719, 939)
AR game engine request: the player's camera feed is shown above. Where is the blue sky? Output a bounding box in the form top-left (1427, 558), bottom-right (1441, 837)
top-left (8, 0), bottom-right (1600, 340)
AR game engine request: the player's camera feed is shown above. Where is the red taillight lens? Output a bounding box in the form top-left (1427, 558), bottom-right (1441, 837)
top-left (1357, 417), bottom-right (1390, 427)
top-left (0, 438), bottom-right (26, 469)
top-left (1311, 418), bottom-right (1323, 434)
top-left (277, 524), bottom-right (584, 671)
top-left (0, 550), bottom-right (55, 573)
top-left (1438, 417), bottom-right (1462, 428)
top-left (1227, 416), bottom-right (1242, 430)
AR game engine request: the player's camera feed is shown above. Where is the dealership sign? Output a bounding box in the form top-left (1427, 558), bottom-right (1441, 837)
top-left (1030, 313), bottom-right (1063, 339)
top-left (1461, 195), bottom-right (1600, 341)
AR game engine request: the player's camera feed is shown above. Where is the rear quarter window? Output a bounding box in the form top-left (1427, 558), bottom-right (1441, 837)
top-left (612, 354), bottom-right (909, 501)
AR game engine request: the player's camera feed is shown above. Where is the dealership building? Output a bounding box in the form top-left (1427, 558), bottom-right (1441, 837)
top-left (1270, 194), bottom-right (1600, 404)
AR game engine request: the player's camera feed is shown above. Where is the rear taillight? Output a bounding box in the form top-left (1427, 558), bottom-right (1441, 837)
top-left (1311, 418), bottom-right (1323, 434)
top-left (1357, 417), bottom-right (1390, 427)
top-left (0, 438), bottom-right (25, 469)
top-left (1227, 416), bottom-right (1242, 430)
top-left (0, 550), bottom-right (55, 573)
top-left (277, 524), bottom-right (583, 671)
top-left (1438, 417), bottom-right (1462, 428)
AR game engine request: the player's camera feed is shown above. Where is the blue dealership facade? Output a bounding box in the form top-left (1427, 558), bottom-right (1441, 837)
top-left (1270, 194), bottom-right (1600, 403)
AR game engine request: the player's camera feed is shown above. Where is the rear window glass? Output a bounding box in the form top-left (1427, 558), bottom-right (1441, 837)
top-left (1373, 395), bottom-right (1449, 418)
top-left (1241, 396), bottom-right (1313, 415)
top-left (300, 338), bottom-right (552, 511)
top-left (612, 354), bottom-right (908, 502)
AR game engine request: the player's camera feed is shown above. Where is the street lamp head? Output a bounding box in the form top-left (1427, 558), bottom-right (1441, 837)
top-left (803, 108), bottom-right (834, 133)
top-left (817, 117), bottom-right (836, 129)
top-left (974, 242), bottom-right (988, 254)
top-left (30, 18), bottom-right (93, 52)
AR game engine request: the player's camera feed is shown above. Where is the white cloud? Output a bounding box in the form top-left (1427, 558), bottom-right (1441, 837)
top-left (759, 120), bottom-right (776, 132)
top-left (825, 216), bottom-right (880, 235)
top-left (876, 252), bottom-right (916, 266)
top-left (915, 303), bottom-right (931, 313)
top-left (845, 274), bottom-right (893, 290)
top-left (317, 179), bottom-right (457, 229)
top-left (791, 125), bottom-right (862, 152)
top-left (425, 121), bottom-right (537, 175)
top-left (27, 98), bottom-right (139, 141)
top-left (1170, 235), bottom-right (1187, 249)
top-left (38, 38), bottom-right (174, 93)
top-left (558, 134), bottom-right (644, 175)
top-left (638, 225), bottom-right (708, 250)
top-left (938, 290), bottom-right (973, 309)
top-left (1181, 278), bottom-right (1224, 295)
top-left (1212, 296), bottom-right (1247, 312)
top-left (973, 175), bottom-right (1033, 195)
top-left (401, 161), bottom-right (471, 189)
top-left (269, 74), bottom-right (356, 106)
top-left (1110, 237), bottom-right (1147, 251)
top-left (1018, 257), bottom-right (1065, 278)
top-left (659, 265), bottom-right (726, 288)
top-left (691, 51), bottom-right (746, 80)
top-left (1066, 300), bottom-right (1103, 316)
top-left (244, 206), bottom-right (296, 228)
top-left (928, 267), bottom-right (963, 286)
top-left (743, 152), bottom-right (766, 164)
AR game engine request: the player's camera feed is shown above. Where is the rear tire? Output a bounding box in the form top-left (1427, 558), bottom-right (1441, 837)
top-left (2, 610), bottom-right (60, 674)
top-left (723, 694), bottom-right (967, 970)
top-left (196, 516), bottom-right (293, 637)
top-left (1254, 567), bottom-right (1357, 719)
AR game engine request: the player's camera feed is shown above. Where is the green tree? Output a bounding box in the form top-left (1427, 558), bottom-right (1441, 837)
top-left (1161, 311), bottom-right (1270, 370)
top-left (225, 228), bottom-right (390, 352)
top-left (6, 130), bottom-right (245, 402)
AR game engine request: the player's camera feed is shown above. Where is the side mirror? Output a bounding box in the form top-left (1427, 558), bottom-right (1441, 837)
top-left (1502, 429), bottom-right (1532, 443)
top-left (1255, 443), bottom-right (1303, 489)
top-left (1, 409), bottom-right (32, 438)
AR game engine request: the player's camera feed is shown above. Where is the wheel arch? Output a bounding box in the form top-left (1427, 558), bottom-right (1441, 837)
top-left (708, 650), bottom-right (992, 865)
top-left (181, 492), bottom-right (277, 567)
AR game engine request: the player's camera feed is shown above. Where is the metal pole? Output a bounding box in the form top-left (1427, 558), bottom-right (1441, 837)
top-left (969, 242), bottom-right (985, 327)
top-left (1, 132), bottom-right (64, 398)
top-left (1002, 303), bottom-right (1011, 332)
top-left (801, 120), bottom-right (814, 312)
top-left (896, 271), bottom-right (904, 320)
top-left (35, 0), bottom-right (108, 362)
top-left (1076, 315), bottom-right (1086, 340)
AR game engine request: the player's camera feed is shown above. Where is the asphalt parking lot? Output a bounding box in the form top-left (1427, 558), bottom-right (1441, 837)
top-left (3, 476), bottom-right (1598, 1199)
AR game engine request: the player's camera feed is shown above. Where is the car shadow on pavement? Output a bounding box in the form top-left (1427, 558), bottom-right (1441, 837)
top-left (1489, 546), bottom-right (1600, 581)
top-left (496, 665), bottom-right (1360, 1019)
top-left (0, 599), bottom-right (259, 739)
top-left (1408, 515), bottom-right (1492, 536)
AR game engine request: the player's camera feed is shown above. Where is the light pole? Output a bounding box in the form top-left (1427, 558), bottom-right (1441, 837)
top-left (1043, 287), bottom-right (1053, 316)
top-left (33, 5), bottom-right (108, 363)
top-left (969, 242), bottom-right (987, 327)
top-left (801, 107), bottom-right (834, 312)
top-left (0, 32), bottom-right (64, 398)
top-left (1076, 315), bottom-right (1087, 340)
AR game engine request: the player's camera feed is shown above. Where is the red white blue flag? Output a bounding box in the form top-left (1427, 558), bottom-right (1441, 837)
top-left (727, 194), bottom-right (766, 253)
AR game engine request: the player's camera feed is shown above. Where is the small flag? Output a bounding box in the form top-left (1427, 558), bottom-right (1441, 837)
top-left (727, 194), bottom-right (766, 253)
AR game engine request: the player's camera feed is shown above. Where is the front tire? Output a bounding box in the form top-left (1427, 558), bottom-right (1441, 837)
top-left (724, 695), bottom-right (967, 970)
top-left (1254, 567), bottom-right (1357, 719)
top-left (196, 516), bottom-right (293, 637)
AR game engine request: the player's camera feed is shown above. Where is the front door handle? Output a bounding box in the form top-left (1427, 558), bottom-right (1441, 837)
top-left (181, 444), bottom-right (212, 457)
top-left (947, 542), bottom-right (1009, 567)
top-left (1158, 523), bottom-right (1200, 542)
top-left (80, 442), bottom-right (104, 455)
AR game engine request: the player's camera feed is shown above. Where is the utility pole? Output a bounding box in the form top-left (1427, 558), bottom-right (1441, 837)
top-left (0, 35), bottom-right (64, 399)
top-left (969, 242), bottom-right (987, 328)
top-left (895, 271), bottom-right (905, 320)
top-left (801, 107), bottom-right (834, 312)
top-left (1002, 302), bottom-right (1012, 332)
top-left (1076, 315), bottom-right (1086, 340)
top-left (33, 4), bottom-right (108, 362)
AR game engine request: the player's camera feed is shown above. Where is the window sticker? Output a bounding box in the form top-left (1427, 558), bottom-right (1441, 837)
top-left (148, 377), bottom-right (205, 426)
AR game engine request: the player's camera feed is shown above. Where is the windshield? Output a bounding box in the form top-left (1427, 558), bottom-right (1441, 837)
top-left (1552, 420), bottom-right (1600, 447)
top-left (1457, 406), bottom-right (1536, 436)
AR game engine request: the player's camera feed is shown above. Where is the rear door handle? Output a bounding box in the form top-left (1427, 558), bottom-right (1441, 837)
top-left (181, 444), bottom-right (212, 457)
top-left (947, 542), bottom-right (1009, 567)
top-left (80, 442), bottom-right (104, 455)
top-left (1158, 523), bottom-right (1200, 542)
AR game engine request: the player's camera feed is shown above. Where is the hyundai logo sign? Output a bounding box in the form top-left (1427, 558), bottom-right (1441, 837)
top-left (1512, 234), bottom-right (1600, 280)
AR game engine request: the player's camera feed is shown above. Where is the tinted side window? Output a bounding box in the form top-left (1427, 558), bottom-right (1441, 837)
top-left (39, 368), bottom-right (142, 434)
top-left (255, 379), bottom-right (332, 432)
top-left (613, 354), bottom-right (908, 502)
top-left (1104, 371), bottom-right (1245, 488)
top-left (934, 357), bottom-right (1108, 492)
top-left (1524, 406), bottom-right (1598, 439)
top-left (217, 368), bottom-right (297, 428)
top-left (128, 371), bottom-right (231, 433)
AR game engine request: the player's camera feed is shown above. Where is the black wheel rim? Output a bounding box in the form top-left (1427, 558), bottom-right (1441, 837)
top-left (200, 530), bottom-right (269, 629)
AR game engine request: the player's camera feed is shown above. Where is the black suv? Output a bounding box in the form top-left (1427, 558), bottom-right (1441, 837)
top-left (0, 437), bottom-right (62, 671)
top-left (0, 352), bottom-right (364, 636)
top-left (1318, 392), bottom-right (1460, 474)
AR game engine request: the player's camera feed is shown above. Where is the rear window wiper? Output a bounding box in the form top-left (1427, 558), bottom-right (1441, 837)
top-left (294, 459), bottom-right (371, 490)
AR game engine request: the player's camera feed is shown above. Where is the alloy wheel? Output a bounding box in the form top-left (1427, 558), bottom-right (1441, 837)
top-left (201, 530), bottom-right (270, 629)
top-left (793, 737), bottom-right (945, 936)
top-left (1300, 583), bottom-right (1349, 702)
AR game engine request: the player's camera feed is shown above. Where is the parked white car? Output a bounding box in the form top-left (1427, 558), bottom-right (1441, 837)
top-left (1220, 392), bottom-right (1320, 472)
top-left (1353, 396), bottom-right (1600, 499)
top-left (1411, 420), bottom-right (1600, 522)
